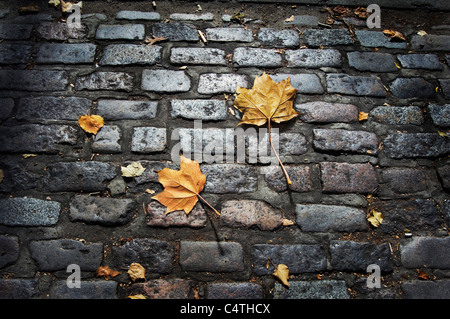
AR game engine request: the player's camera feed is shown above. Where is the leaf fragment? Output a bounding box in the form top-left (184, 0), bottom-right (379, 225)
top-left (121, 162), bottom-right (146, 177)
top-left (0, 169), bottom-right (3, 184)
top-left (382, 29), bottom-right (406, 42)
top-left (95, 266), bottom-right (121, 280)
top-left (282, 218), bottom-right (294, 226)
top-left (367, 209), bottom-right (383, 227)
top-left (18, 4), bottom-right (40, 14)
top-left (285, 15), bottom-right (295, 22)
top-left (358, 112), bottom-right (369, 121)
top-left (78, 115), bottom-right (104, 135)
top-left (417, 30), bottom-right (427, 36)
top-left (48, 0), bottom-right (61, 7)
top-left (127, 294), bottom-right (147, 299)
top-left (273, 264), bottom-right (289, 287)
top-left (144, 35), bottom-right (168, 45)
top-left (128, 263), bottom-right (146, 282)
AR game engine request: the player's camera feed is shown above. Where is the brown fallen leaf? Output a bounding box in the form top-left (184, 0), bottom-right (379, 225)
top-left (152, 154), bottom-right (220, 215)
top-left (234, 73), bottom-right (299, 185)
top-left (273, 264), bottom-right (289, 287)
top-left (61, 0), bottom-right (82, 12)
top-left (78, 115), bottom-right (104, 135)
top-left (382, 29), bottom-right (406, 42)
top-left (144, 35), bottom-right (168, 45)
top-left (354, 6), bottom-right (369, 19)
top-left (282, 218), bottom-right (294, 226)
top-left (0, 169), bottom-right (3, 184)
top-left (367, 209), bottom-right (383, 227)
top-left (358, 112), bottom-right (369, 121)
top-left (128, 263), bottom-right (146, 282)
top-left (95, 266), bottom-right (121, 280)
top-left (417, 269), bottom-right (434, 280)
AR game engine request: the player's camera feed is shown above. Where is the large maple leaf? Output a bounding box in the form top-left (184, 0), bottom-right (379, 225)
top-left (152, 154), bottom-right (219, 215)
top-left (234, 73), bottom-right (299, 184)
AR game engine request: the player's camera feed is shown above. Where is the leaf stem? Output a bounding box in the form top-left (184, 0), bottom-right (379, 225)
top-left (197, 193), bottom-right (220, 216)
top-left (268, 120), bottom-right (292, 185)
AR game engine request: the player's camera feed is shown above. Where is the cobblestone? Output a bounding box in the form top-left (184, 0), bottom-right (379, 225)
top-left (303, 29), bottom-right (353, 46)
top-left (233, 47), bottom-right (283, 67)
top-left (198, 73), bottom-right (248, 94)
top-left (347, 52), bottom-right (398, 72)
top-left (257, 28), bottom-right (300, 48)
top-left (273, 280), bottom-right (349, 299)
top-left (128, 279), bottom-right (191, 299)
top-left (207, 282), bottom-right (263, 299)
top-left (320, 162), bottom-right (378, 194)
top-left (326, 73), bottom-right (386, 97)
top-left (30, 239), bottom-right (103, 271)
top-left (0, 70), bottom-right (68, 91)
top-left (17, 96), bottom-right (91, 121)
top-left (410, 34), bottom-right (450, 51)
top-left (262, 165), bottom-right (313, 192)
top-left (100, 44), bottom-right (161, 65)
top-left (116, 10), bottom-right (161, 21)
top-left (383, 133), bottom-right (450, 158)
top-left (170, 99), bottom-right (227, 120)
top-left (141, 69), bottom-right (190, 92)
top-left (0, 44), bottom-right (32, 64)
top-left (146, 201), bottom-right (207, 228)
top-left (286, 49), bottom-right (342, 68)
top-left (355, 30), bottom-right (407, 49)
top-left (369, 106), bottom-right (424, 125)
top-left (0, 235), bottom-right (19, 268)
top-left (270, 73), bottom-right (324, 94)
top-left (397, 54), bottom-right (443, 70)
top-left (295, 102), bottom-right (358, 123)
top-left (205, 27), bottom-right (253, 42)
top-left (201, 164), bottom-right (258, 193)
top-left (401, 237), bottom-right (450, 269)
top-left (428, 104), bottom-right (450, 127)
top-left (313, 129), bottom-right (379, 154)
top-left (36, 22), bottom-right (87, 40)
top-left (37, 43), bottom-right (96, 64)
top-left (97, 99), bottom-right (157, 120)
top-left (402, 280), bottom-right (450, 299)
top-left (75, 72), bottom-right (134, 92)
top-left (69, 195), bottom-right (135, 226)
top-left (252, 244), bottom-right (327, 275)
top-left (131, 127), bottom-right (167, 153)
top-left (389, 78), bottom-right (436, 99)
top-left (0, 197), bottom-right (61, 226)
top-left (96, 24), bottom-right (145, 40)
top-left (0, 24), bottom-right (33, 39)
top-left (50, 280), bottom-right (117, 299)
top-left (170, 47), bottom-right (226, 65)
top-left (179, 241), bottom-right (244, 272)
top-left (152, 23), bottom-right (198, 42)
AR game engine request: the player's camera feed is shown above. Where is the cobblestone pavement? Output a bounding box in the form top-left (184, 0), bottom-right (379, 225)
top-left (0, 0), bottom-right (449, 300)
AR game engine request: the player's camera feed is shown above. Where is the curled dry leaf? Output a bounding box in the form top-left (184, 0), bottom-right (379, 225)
top-left (282, 218), bottom-right (294, 226)
top-left (128, 262), bottom-right (146, 282)
top-left (78, 115), bottom-right (104, 135)
top-left (367, 209), bottom-right (383, 227)
top-left (285, 15), bottom-right (295, 22)
top-left (95, 265), bottom-right (121, 280)
top-left (144, 35), bottom-right (167, 45)
top-left (273, 264), bottom-right (289, 287)
top-left (121, 162), bottom-right (146, 177)
top-left (358, 112), bottom-right (369, 121)
top-left (382, 29), bottom-right (406, 42)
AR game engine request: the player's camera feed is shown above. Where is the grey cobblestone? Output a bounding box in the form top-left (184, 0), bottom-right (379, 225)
top-left (274, 280), bottom-right (349, 299)
top-left (402, 280), bottom-right (450, 299)
top-left (96, 24), bottom-right (145, 40)
top-left (36, 22), bottom-right (87, 40)
top-left (75, 72), bottom-right (134, 92)
top-left (0, 98), bottom-right (14, 121)
top-left (410, 34), bottom-right (450, 51)
top-left (313, 129), bottom-right (379, 155)
top-left (428, 104), bottom-right (450, 127)
top-left (295, 102), bottom-right (358, 123)
top-left (369, 106), bottom-right (424, 125)
top-left (179, 241), bottom-right (244, 272)
top-left (262, 165), bottom-right (313, 193)
top-left (0, 124), bottom-right (78, 153)
top-left (170, 13), bottom-right (214, 21)
top-left (152, 23), bottom-right (198, 42)
top-left (0, 24), bottom-right (33, 39)
top-left (330, 240), bottom-right (393, 272)
top-left (198, 73), bottom-right (248, 94)
top-left (326, 73), bottom-right (386, 97)
top-left (116, 10), bottom-right (161, 21)
top-left (397, 54), bottom-right (443, 70)
top-left (37, 43), bottom-right (96, 64)
top-left (390, 78), bottom-right (436, 99)
top-left (97, 99), bottom-right (157, 120)
top-left (170, 47), bottom-right (226, 65)
top-left (205, 27), bottom-right (253, 42)
top-left (141, 69), bottom-right (190, 92)
top-left (0, 197), bottom-right (61, 226)
top-left (355, 30), bottom-right (407, 49)
top-left (112, 238), bottom-right (174, 274)
top-left (401, 237), bottom-right (450, 269)
top-left (0, 44), bottom-right (32, 64)
top-left (128, 279), bottom-right (191, 299)
top-left (146, 201), bottom-right (207, 228)
top-left (17, 96), bottom-right (91, 121)
top-left (170, 99), bottom-right (227, 120)
top-left (439, 79), bottom-right (450, 99)
top-left (233, 47), bottom-right (283, 67)
top-left (285, 49), bottom-right (342, 68)
top-left (303, 29), bottom-right (353, 46)
top-left (207, 282), bottom-right (263, 299)
top-left (270, 73), bottom-right (324, 94)
top-left (252, 244), bottom-right (327, 275)
top-left (257, 28), bottom-right (300, 48)
top-left (131, 127), bottom-right (167, 153)
top-left (347, 52), bottom-right (398, 72)
top-left (0, 70), bottom-right (68, 91)
top-left (100, 44), bottom-right (161, 65)
top-left (69, 195), bottom-right (135, 226)
top-left (50, 280), bottom-right (117, 299)
top-left (0, 279), bottom-right (39, 299)
top-left (383, 133), bottom-right (450, 158)
top-left (202, 164), bottom-right (258, 193)
top-left (92, 126), bottom-right (122, 153)
top-left (320, 162), bottom-right (378, 194)
top-left (0, 235), bottom-right (19, 268)
top-left (296, 204), bottom-right (367, 232)
top-left (30, 239), bottom-right (103, 271)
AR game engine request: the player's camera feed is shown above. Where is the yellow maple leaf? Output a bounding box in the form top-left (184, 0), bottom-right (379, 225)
top-left (233, 73), bottom-right (299, 184)
top-left (152, 154), bottom-right (219, 215)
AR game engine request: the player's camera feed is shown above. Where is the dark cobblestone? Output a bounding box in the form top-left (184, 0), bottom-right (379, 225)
top-left (295, 102), bottom-right (358, 123)
top-left (100, 44), bottom-right (161, 65)
top-left (0, 279), bottom-right (39, 299)
top-left (401, 237), bottom-right (450, 269)
top-left (50, 280), bottom-right (117, 299)
top-left (383, 133), bottom-right (450, 158)
top-left (207, 282), bottom-right (263, 299)
top-left (303, 29), bottom-right (353, 46)
top-left (313, 129), bottom-right (379, 155)
top-left (128, 279), bottom-right (191, 299)
top-left (0, 44), bottom-right (32, 64)
top-left (152, 23), bottom-right (198, 42)
top-left (0, 70), bottom-right (68, 91)
top-left (347, 52), bottom-right (398, 72)
top-left (428, 104), bottom-right (450, 127)
top-left (30, 239), bottom-right (103, 271)
top-left (37, 43), bottom-right (96, 64)
top-left (0, 197), bottom-right (60, 226)
top-left (326, 73), bottom-right (386, 97)
top-left (0, 235), bottom-right (19, 268)
top-left (252, 244), bottom-right (327, 275)
top-left (369, 106), bottom-right (424, 125)
top-left (390, 78), bottom-right (436, 99)
top-left (285, 49), bottom-right (342, 68)
top-left (274, 280), bottom-right (349, 299)
top-left (402, 280), bottom-right (450, 299)
top-left (17, 96), bottom-right (91, 121)
top-left (320, 162), bottom-right (378, 194)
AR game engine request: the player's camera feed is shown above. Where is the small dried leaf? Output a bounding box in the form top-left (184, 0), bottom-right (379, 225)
top-left (285, 15), bottom-right (295, 22)
top-left (144, 35), bottom-right (167, 45)
top-left (358, 112), bottom-right (369, 121)
top-left (18, 4), bottom-right (40, 13)
top-left (48, 0), bottom-right (60, 7)
top-left (382, 29), bottom-right (406, 42)
top-left (22, 154), bottom-right (37, 159)
top-left (438, 131), bottom-right (449, 138)
top-left (78, 115), bottom-right (104, 135)
top-left (95, 266), bottom-right (121, 280)
top-left (417, 30), bottom-right (427, 36)
top-left (417, 269), bottom-right (433, 280)
top-left (273, 264), bottom-right (289, 287)
top-left (282, 218), bottom-right (294, 226)
top-left (127, 294), bottom-right (147, 299)
top-left (121, 162), bottom-right (146, 177)
top-left (145, 189), bottom-right (155, 195)
top-left (128, 263), bottom-right (146, 282)
top-left (394, 62), bottom-right (401, 69)
top-left (367, 209), bottom-right (383, 227)
top-left (0, 169), bottom-right (3, 184)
